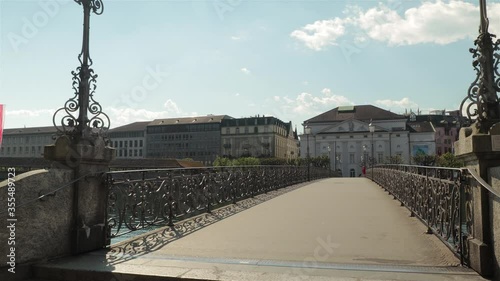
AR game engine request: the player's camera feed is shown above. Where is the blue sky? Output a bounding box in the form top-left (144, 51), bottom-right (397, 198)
top-left (1, 0), bottom-right (499, 130)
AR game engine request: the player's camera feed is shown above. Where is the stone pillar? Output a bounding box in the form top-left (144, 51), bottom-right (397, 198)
top-left (44, 134), bottom-right (115, 254)
top-left (455, 124), bottom-right (500, 276)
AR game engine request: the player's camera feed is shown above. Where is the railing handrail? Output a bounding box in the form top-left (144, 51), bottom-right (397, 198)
top-left (462, 167), bottom-right (500, 199)
top-left (106, 165), bottom-right (318, 175)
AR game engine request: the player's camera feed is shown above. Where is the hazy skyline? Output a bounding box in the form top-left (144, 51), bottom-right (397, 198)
top-left (1, 0), bottom-right (498, 131)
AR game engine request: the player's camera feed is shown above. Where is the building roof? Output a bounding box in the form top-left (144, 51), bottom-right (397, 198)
top-left (3, 126), bottom-right (60, 135)
top-left (109, 121), bottom-right (150, 133)
top-left (304, 105), bottom-right (405, 124)
top-left (149, 115), bottom-right (232, 126)
top-left (407, 121), bottom-right (435, 133)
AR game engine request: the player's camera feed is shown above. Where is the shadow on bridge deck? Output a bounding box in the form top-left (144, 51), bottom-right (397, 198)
top-left (32, 178), bottom-right (487, 281)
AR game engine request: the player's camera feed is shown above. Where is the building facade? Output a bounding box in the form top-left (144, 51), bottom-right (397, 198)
top-left (301, 105), bottom-right (412, 177)
top-left (407, 121), bottom-right (436, 162)
top-left (220, 116), bottom-right (299, 159)
top-left (146, 115), bottom-right (232, 165)
top-left (0, 126), bottom-right (58, 158)
top-left (109, 121), bottom-right (149, 159)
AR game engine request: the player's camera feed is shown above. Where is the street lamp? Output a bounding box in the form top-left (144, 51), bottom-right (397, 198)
top-left (305, 126), bottom-right (311, 181)
top-left (327, 145), bottom-right (331, 177)
top-left (52, 0), bottom-right (109, 140)
top-left (460, 0), bottom-right (500, 133)
top-left (369, 122), bottom-right (375, 179)
top-left (362, 145), bottom-right (367, 176)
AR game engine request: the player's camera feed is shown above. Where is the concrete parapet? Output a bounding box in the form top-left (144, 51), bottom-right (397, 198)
top-left (0, 168), bottom-right (73, 266)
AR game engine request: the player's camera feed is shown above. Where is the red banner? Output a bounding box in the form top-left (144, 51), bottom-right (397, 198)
top-left (0, 104), bottom-right (3, 148)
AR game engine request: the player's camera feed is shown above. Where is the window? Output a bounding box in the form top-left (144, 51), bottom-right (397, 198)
top-left (378, 153), bottom-right (383, 164)
top-left (139, 140), bottom-right (143, 147)
top-left (119, 141), bottom-right (123, 147)
top-left (129, 141), bottom-right (133, 147)
top-left (254, 127), bottom-right (258, 133)
top-left (349, 153), bottom-right (355, 164)
top-left (226, 128), bottom-right (230, 134)
top-left (244, 127), bottom-right (249, 134)
top-left (119, 150), bottom-right (123, 157)
top-left (350, 169), bottom-right (356, 177)
top-left (139, 149), bottom-right (143, 157)
top-left (134, 140), bottom-right (138, 147)
top-left (236, 128), bottom-right (240, 134)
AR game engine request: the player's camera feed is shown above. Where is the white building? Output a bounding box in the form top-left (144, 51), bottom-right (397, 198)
top-left (301, 105), bottom-right (414, 177)
top-left (109, 121), bottom-right (149, 159)
top-left (0, 126), bottom-right (58, 158)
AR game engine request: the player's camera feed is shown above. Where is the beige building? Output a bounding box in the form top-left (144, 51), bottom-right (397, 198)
top-left (221, 116), bottom-right (299, 160)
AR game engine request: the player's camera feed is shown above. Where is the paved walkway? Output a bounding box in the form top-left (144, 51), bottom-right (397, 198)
top-left (33, 178), bottom-right (487, 281)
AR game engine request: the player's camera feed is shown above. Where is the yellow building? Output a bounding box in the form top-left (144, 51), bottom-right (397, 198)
top-left (221, 116), bottom-right (299, 159)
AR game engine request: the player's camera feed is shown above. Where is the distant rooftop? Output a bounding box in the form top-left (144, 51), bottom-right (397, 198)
top-left (109, 121), bottom-right (150, 133)
top-left (150, 115), bottom-right (233, 126)
top-left (305, 105), bottom-right (404, 124)
top-left (3, 126), bottom-right (60, 135)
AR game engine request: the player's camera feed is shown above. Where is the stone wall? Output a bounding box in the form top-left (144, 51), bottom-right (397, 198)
top-left (0, 168), bottom-right (73, 266)
top-left (489, 166), bottom-right (500, 281)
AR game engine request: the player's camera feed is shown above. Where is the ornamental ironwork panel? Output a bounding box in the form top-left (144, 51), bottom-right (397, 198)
top-left (106, 165), bottom-right (328, 239)
top-left (368, 165), bottom-right (471, 266)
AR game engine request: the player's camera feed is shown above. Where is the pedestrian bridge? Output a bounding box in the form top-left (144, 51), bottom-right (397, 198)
top-left (30, 174), bottom-right (489, 281)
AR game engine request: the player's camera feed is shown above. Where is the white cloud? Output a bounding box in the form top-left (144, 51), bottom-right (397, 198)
top-left (321, 88), bottom-right (332, 96)
top-left (291, 1), bottom-right (500, 48)
top-left (164, 99), bottom-right (181, 114)
top-left (6, 109), bottom-right (54, 117)
top-left (375, 97), bottom-right (418, 108)
top-left (241, 67), bottom-right (251, 74)
top-left (290, 18), bottom-right (347, 50)
top-left (276, 90), bottom-right (354, 115)
top-left (235, 93), bottom-right (240, 97)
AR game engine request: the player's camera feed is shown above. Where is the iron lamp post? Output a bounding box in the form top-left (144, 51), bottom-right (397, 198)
top-left (52, 0), bottom-right (109, 141)
top-left (369, 123), bottom-right (375, 179)
top-left (305, 126), bottom-right (311, 181)
top-left (327, 145), bottom-right (331, 177)
top-left (460, 0), bottom-right (500, 133)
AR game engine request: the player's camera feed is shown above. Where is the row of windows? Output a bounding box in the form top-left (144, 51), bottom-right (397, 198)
top-left (110, 131), bottom-right (144, 138)
top-left (112, 140), bottom-right (143, 148)
top-left (3, 135), bottom-right (53, 145)
top-left (117, 149), bottom-right (143, 157)
top-left (148, 124), bottom-right (220, 134)
top-left (0, 146), bottom-right (43, 156)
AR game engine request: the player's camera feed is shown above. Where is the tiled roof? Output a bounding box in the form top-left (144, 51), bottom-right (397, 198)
top-left (109, 121), bottom-right (150, 133)
top-left (305, 105), bottom-right (404, 123)
top-left (150, 115), bottom-right (232, 126)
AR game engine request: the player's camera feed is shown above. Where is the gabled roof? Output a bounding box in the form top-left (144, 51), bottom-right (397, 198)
top-left (109, 121), bottom-right (150, 133)
top-left (305, 105), bottom-right (404, 124)
top-left (150, 115), bottom-right (232, 126)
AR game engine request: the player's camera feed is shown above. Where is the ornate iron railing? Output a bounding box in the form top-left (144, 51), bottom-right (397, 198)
top-left (366, 164), bottom-right (500, 267)
top-left (105, 165), bottom-right (329, 239)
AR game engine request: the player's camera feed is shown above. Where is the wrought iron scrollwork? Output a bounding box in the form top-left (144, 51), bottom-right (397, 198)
top-left (460, 0), bottom-right (500, 133)
top-left (106, 166), bottom-right (329, 239)
top-left (369, 165), bottom-right (470, 266)
top-left (74, 0), bottom-right (104, 15)
top-left (53, 0), bottom-right (109, 140)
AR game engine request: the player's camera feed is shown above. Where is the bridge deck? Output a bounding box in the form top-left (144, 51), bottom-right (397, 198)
top-left (34, 178), bottom-right (487, 281)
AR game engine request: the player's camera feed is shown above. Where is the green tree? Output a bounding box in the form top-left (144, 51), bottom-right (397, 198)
top-left (384, 155), bottom-right (403, 164)
top-left (436, 152), bottom-right (464, 168)
top-left (412, 152), bottom-right (437, 166)
top-left (213, 156), bottom-right (233, 167)
top-left (232, 157), bottom-right (261, 166)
